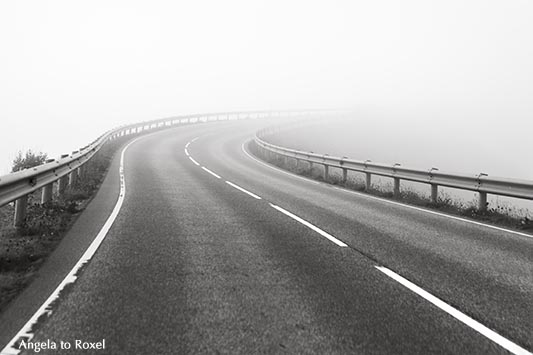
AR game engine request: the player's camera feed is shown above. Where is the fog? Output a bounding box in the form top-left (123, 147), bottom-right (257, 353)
top-left (271, 109), bottom-right (533, 212)
top-left (1, 0), bottom-right (532, 178)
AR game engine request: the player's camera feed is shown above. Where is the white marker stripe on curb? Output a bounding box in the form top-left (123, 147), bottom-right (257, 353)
top-left (225, 181), bottom-right (262, 200)
top-left (375, 266), bottom-right (532, 355)
top-left (1, 136), bottom-right (144, 355)
top-left (269, 204), bottom-right (348, 247)
top-left (202, 167), bottom-right (221, 179)
top-left (189, 156), bottom-right (200, 166)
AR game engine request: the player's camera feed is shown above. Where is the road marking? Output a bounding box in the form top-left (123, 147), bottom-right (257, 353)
top-left (243, 140), bottom-right (532, 240)
top-left (1, 136), bottom-right (144, 355)
top-left (375, 266), bottom-right (532, 355)
top-left (241, 141), bottom-right (320, 185)
top-left (185, 142), bottom-right (190, 148)
top-left (189, 156), bottom-right (200, 166)
top-left (269, 203), bottom-right (348, 247)
top-left (184, 148), bottom-right (190, 156)
top-left (225, 181), bottom-right (262, 200)
top-left (202, 166), bottom-right (221, 179)
top-left (191, 136), bottom-right (199, 142)
top-left (334, 187), bottom-right (533, 239)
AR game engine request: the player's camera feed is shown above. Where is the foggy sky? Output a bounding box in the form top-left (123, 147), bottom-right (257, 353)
top-left (1, 0), bottom-right (532, 175)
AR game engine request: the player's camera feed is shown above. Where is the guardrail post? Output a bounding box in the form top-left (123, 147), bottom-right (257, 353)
top-left (77, 165), bottom-right (84, 179)
top-left (68, 170), bottom-right (78, 187)
top-left (478, 192), bottom-right (488, 211)
top-left (342, 168), bottom-right (348, 183)
top-left (431, 184), bottom-right (438, 203)
top-left (58, 175), bottom-right (69, 196)
top-left (39, 158), bottom-right (56, 204)
top-left (392, 163), bottom-right (401, 197)
top-left (476, 173), bottom-right (488, 211)
top-left (365, 173), bottom-right (371, 191)
top-left (41, 184), bottom-right (53, 204)
top-left (393, 178), bottom-right (400, 197)
top-left (324, 165), bottom-right (329, 181)
top-left (14, 195), bottom-right (28, 227)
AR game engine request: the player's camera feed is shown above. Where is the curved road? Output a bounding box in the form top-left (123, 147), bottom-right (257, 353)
top-left (1, 120), bottom-right (532, 354)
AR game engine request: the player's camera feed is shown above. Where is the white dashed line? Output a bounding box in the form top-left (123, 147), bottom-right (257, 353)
top-left (269, 203), bottom-right (348, 247)
top-left (375, 266), bottom-right (532, 355)
top-left (202, 167), bottom-right (221, 179)
top-left (189, 156), bottom-right (200, 166)
top-left (1, 136), bottom-right (145, 355)
top-left (191, 137), bottom-right (199, 142)
top-left (185, 142), bottom-right (190, 148)
top-left (225, 181), bottom-right (262, 200)
top-left (184, 148), bottom-right (190, 156)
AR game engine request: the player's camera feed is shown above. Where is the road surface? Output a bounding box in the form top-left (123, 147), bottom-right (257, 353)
top-left (1, 120), bottom-right (532, 354)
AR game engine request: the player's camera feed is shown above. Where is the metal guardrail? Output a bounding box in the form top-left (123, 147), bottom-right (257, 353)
top-left (253, 127), bottom-right (533, 210)
top-left (0, 109), bottom-right (334, 226)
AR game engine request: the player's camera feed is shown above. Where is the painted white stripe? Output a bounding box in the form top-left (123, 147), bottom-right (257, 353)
top-left (243, 141), bottom-right (532, 240)
top-left (185, 142), bottom-right (190, 148)
top-left (225, 181), bottom-right (262, 200)
top-left (375, 266), bottom-right (532, 355)
top-left (335, 187), bottom-right (533, 239)
top-left (202, 166), bottom-right (221, 179)
top-left (184, 148), bottom-right (190, 156)
top-left (241, 141), bottom-right (320, 185)
top-left (191, 136), bottom-right (199, 142)
top-left (269, 203), bottom-right (348, 247)
top-left (1, 136), bottom-right (144, 355)
top-left (189, 156), bottom-right (200, 166)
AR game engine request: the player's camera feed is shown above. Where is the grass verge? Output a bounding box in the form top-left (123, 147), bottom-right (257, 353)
top-left (249, 142), bottom-right (533, 233)
top-left (0, 136), bottom-right (130, 313)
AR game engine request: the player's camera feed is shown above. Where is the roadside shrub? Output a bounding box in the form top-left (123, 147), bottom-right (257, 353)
top-left (11, 150), bottom-right (48, 172)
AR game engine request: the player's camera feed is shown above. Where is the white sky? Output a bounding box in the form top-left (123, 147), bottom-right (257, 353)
top-left (1, 0), bottom-right (532, 174)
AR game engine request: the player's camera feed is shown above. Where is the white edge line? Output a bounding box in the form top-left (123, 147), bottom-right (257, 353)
top-left (184, 148), bottom-right (189, 156)
top-left (202, 166), bottom-right (221, 179)
top-left (225, 181), bottom-right (262, 200)
top-left (375, 266), bottom-right (532, 355)
top-left (242, 141), bottom-right (532, 240)
top-left (332, 186), bottom-right (533, 239)
top-left (269, 203), bottom-right (348, 247)
top-left (189, 156), bottom-right (200, 166)
top-left (1, 136), bottom-right (143, 355)
top-left (191, 136), bottom-right (199, 142)
top-left (241, 141), bottom-right (320, 185)
top-left (185, 142), bottom-right (190, 148)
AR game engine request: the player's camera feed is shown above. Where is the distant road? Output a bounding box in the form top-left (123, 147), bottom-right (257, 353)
top-left (2, 120), bottom-right (532, 354)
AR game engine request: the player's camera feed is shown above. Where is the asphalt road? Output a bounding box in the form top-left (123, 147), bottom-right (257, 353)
top-left (1, 120), bottom-right (532, 354)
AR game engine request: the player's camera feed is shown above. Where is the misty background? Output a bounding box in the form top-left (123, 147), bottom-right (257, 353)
top-left (1, 0), bottom-right (532, 186)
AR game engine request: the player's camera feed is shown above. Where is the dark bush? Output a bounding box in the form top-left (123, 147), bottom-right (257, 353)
top-left (12, 150), bottom-right (48, 173)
